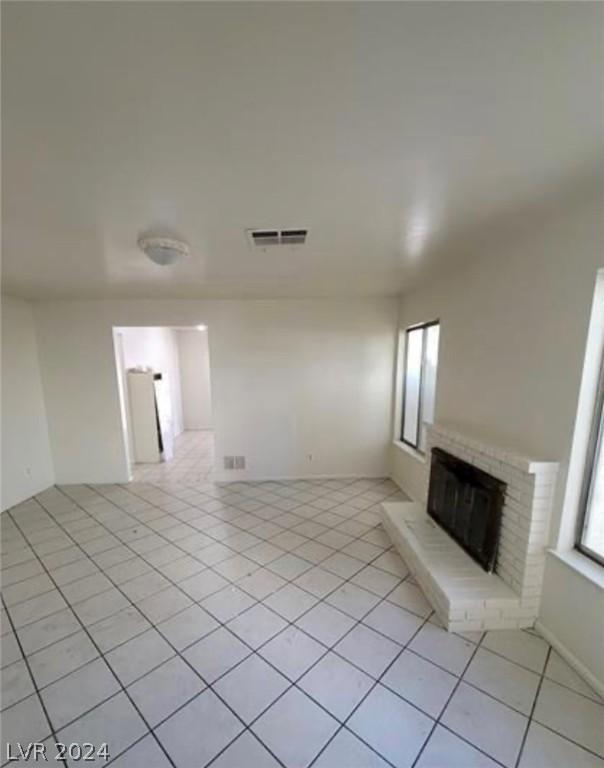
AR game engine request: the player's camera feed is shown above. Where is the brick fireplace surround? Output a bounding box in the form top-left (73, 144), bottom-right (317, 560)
top-left (382, 424), bottom-right (559, 632)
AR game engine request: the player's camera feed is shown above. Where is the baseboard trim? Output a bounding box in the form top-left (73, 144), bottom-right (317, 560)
top-left (214, 472), bottom-right (389, 484)
top-left (389, 472), bottom-right (424, 503)
top-left (535, 619), bottom-right (604, 699)
top-left (2, 481), bottom-right (55, 513)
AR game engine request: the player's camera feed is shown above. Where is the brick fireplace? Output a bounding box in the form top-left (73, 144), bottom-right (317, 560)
top-left (382, 424), bottom-right (559, 632)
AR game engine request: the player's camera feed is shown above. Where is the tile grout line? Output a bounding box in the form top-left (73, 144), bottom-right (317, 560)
top-left (7, 557), bottom-right (600, 767)
top-left (5, 477), bottom-right (601, 767)
top-left (310, 602), bottom-right (503, 768)
top-left (52, 484), bottom-right (412, 760)
top-left (3, 593), bottom-right (545, 758)
top-left (306, 608), bottom-right (436, 768)
top-left (409, 632), bottom-right (490, 768)
top-left (120, 480), bottom-right (427, 768)
top-left (514, 646), bottom-right (551, 768)
top-left (78, 480), bottom-right (604, 765)
top-left (52, 481), bottom-right (603, 715)
top-left (88, 481), bottom-right (518, 675)
top-left (6, 552), bottom-right (594, 714)
top-left (4, 481), bottom-right (411, 710)
top-left (0, 510), bottom-right (572, 768)
top-left (0, 594), bottom-right (69, 768)
top-left (40, 484), bottom-right (433, 766)
top-left (201, 569), bottom-right (421, 768)
top-left (56, 488), bottom-right (338, 764)
top-left (40, 488), bottom-right (294, 768)
top-left (5, 504), bottom-right (180, 768)
top-left (520, 719), bottom-right (604, 762)
top-left (85, 481), bottom-right (415, 633)
top-left (1, 548), bottom-right (134, 592)
top-left (9, 567), bottom-right (591, 724)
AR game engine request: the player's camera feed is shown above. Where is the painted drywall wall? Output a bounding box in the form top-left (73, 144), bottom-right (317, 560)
top-left (33, 298), bottom-right (397, 484)
top-left (1, 296), bottom-right (54, 510)
top-left (208, 300), bottom-right (397, 479)
top-left (118, 326), bottom-right (184, 440)
top-left (538, 555), bottom-right (604, 693)
top-left (176, 329), bottom-right (213, 430)
top-left (35, 303), bottom-right (129, 484)
top-left (391, 190), bottom-right (604, 685)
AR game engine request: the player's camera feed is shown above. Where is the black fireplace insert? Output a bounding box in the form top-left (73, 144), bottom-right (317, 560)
top-left (427, 448), bottom-right (506, 572)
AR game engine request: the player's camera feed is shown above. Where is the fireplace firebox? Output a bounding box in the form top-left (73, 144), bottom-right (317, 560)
top-left (427, 448), bottom-right (506, 572)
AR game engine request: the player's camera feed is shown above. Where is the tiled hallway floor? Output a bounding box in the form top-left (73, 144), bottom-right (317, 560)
top-left (2, 477), bottom-right (603, 767)
top-left (132, 430), bottom-right (215, 484)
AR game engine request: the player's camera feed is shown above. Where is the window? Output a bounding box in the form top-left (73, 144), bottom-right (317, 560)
top-left (401, 320), bottom-right (440, 452)
top-left (577, 351), bottom-right (604, 566)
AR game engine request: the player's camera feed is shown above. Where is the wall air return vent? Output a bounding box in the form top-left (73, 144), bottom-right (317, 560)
top-left (250, 230), bottom-right (280, 247)
top-left (246, 228), bottom-right (308, 249)
top-left (280, 229), bottom-right (307, 245)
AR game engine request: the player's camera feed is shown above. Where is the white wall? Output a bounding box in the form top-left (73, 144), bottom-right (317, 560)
top-left (35, 302), bottom-right (128, 484)
top-left (1, 296), bottom-right (54, 510)
top-left (208, 300), bottom-right (396, 479)
top-left (33, 298), bottom-right (397, 484)
top-left (176, 329), bottom-right (213, 430)
top-left (391, 190), bottom-right (604, 686)
top-left (118, 326), bottom-right (184, 440)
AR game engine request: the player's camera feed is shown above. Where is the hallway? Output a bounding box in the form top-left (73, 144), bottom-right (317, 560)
top-left (132, 431), bottom-right (214, 485)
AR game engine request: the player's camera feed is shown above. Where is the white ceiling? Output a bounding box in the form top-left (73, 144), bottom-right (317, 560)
top-left (2, 2), bottom-right (602, 299)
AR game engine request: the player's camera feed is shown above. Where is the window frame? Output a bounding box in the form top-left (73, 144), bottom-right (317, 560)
top-left (576, 346), bottom-right (604, 568)
top-left (400, 319), bottom-right (440, 453)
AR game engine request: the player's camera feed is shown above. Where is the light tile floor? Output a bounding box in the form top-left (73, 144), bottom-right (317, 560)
top-left (132, 430), bottom-right (214, 484)
top-left (2, 470), bottom-right (603, 767)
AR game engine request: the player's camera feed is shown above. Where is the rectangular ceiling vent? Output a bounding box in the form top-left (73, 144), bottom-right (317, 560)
top-left (246, 228), bottom-right (308, 249)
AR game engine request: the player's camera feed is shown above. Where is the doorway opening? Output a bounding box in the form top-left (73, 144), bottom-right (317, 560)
top-left (113, 325), bottom-right (214, 483)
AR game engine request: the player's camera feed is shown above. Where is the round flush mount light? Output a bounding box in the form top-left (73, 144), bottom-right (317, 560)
top-left (138, 236), bottom-right (190, 266)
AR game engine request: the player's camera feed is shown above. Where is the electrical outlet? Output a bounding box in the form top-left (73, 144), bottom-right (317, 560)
top-left (234, 456), bottom-right (246, 470)
top-left (223, 456), bottom-right (235, 470)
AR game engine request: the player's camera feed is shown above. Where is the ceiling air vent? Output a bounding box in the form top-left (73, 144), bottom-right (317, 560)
top-left (246, 228), bottom-right (308, 249)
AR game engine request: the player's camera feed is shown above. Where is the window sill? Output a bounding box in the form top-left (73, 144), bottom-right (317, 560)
top-left (548, 548), bottom-right (604, 591)
top-left (393, 440), bottom-right (427, 464)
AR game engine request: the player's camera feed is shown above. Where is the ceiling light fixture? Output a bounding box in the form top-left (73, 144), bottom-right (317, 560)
top-left (138, 235), bottom-right (190, 266)
top-left (404, 206), bottom-right (432, 259)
